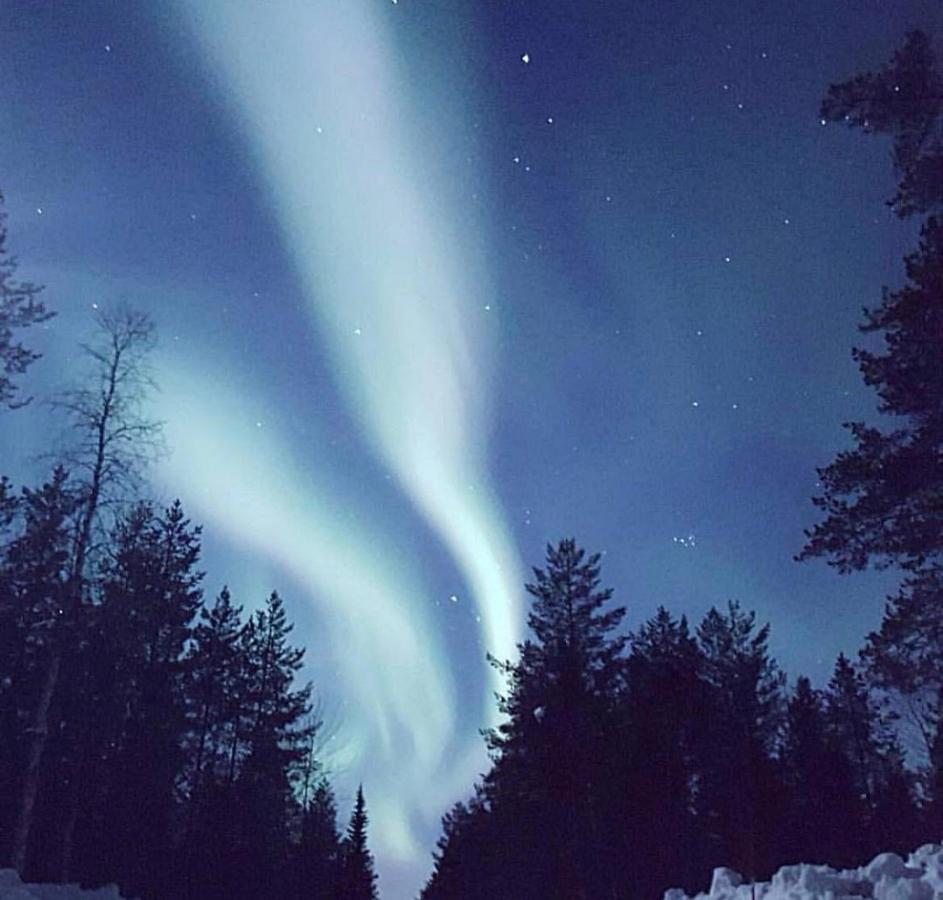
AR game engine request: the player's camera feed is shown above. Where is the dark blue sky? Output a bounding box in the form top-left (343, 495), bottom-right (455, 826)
top-left (2, 1), bottom-right (940, 896)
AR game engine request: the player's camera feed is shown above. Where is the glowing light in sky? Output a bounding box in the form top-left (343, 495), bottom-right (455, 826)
top-left (155, 362), bottom-right (455, 858)
top-left (173, 0), bottom-right (525, 865)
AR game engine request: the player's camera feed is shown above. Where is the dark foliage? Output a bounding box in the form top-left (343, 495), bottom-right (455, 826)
top-left (340, 785), bottom-right (379, 900)
top-left (802, 29), bottom-right (943, 842)
top-left (0, 190), bottom-right (54, 409)
top-left (422, 543), bottom-right (930, 900)
top-left (0, 479), bottom-right (352, 899)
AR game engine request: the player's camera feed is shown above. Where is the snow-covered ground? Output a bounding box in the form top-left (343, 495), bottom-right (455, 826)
top-left (0, 870), bottom-right (126, 900)
top-left (4, 845), bottom-right (942, 899)
top-left (666, 843), bottom-right (943, 900)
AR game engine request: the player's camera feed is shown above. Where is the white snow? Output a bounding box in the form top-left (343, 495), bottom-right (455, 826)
top-left (0, 871), bottom-right (128, 900)
top-left (665, 843), bottom-right (943, 900)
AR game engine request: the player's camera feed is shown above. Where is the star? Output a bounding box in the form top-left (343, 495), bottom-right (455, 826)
top-left (521, 52), bottom-right (530, 64)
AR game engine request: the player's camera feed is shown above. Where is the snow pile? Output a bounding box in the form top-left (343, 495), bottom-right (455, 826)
top-left (665, 843), bottom-right (943, 900)
top-left (0, 871), bottom-right (127, 900)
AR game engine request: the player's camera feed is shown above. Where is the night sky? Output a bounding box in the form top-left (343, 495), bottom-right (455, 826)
top-left (2, 2), bottom-right (941, 896)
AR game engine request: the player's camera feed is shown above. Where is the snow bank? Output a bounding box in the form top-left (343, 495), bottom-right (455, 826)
top-left (665, 843), bottom-right (943, 900)
top-left (0, 871), bottom-right (127, 900)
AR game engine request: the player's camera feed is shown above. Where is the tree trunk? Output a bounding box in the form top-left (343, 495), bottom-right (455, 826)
top-left (10, 646), bottom-right (61, 874)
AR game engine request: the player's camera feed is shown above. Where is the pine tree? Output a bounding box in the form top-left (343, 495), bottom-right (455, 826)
top-left (800, 31), bottom-right (943, 612)
top-left (483, 539), bottom-right (626, 898)
top-left (185, 587), bottom-right (244, 796)
top-left (615, 608), bottom-right (705, 896)
top-left (11, 308), bottom-right (159, 875)
top-left (208, 591), bottom-right (314, 899)
top-left (820, 30), bottom-right (943, 220)
top-left (423, 788), bottom-right (515, 900)
top-left (0, 469), bottom-right (77, 870)
top-left (781, 676), bottom-right (860, 867)
top-left (791, 20), bottom-right (943, 862)
top-left (695, 602), bottom-right (785, 881)
top-left (70, 501), bottom-right (203, 896)
top-left (294, 778), bottom-right (343, 899)
top-left (340, 786), bottom-right (378, 900)
top-left (0, 190), bottom-right (54, 409)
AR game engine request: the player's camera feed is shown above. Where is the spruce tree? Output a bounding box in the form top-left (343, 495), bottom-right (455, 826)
top-left (781, 676), bottom-right (859, 867)
top-left (295, 778), bottom-right (343, 899)
top-left (186, 587), bottom-right (244, 796)
top-left (0, 469), bottom-right (77, 871)
top-left (340, 785), bottom-right (378, 900)
top-left (616, 608), bottom-right (704, 896)
top-left (695, 602), bottom-right (785, 880)
top-left (72, 501), bottom-right (203, 896)
top-left (484, 539), bottom-right (626, 899)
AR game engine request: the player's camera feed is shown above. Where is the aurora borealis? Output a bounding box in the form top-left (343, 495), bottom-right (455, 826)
top-left (2, 1), bottom-right (941, 895)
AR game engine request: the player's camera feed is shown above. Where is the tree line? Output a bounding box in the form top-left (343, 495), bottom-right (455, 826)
top-left (0, 236), bottom-right (380, 898)
top-left (420, 540), bottom-right (940, 899)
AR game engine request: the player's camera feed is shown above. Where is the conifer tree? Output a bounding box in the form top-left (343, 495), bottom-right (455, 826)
top-left (186, 587), bottom-right (244, 796)
top-left (483, 539), bottom-right (626, 898)
top-left (800, 31), bottom-right (943, 651)
top-left (798, 35), bottom-right (943, 841)
top-left (0, 469), bottom-right (77, 869)
top-left (11, 308), bottom-right (159, 875)
top-left (781, 676), bottom-right (859, 866)
top-left (826, 653), bottom-right (920, 853)
top-left (295, 778), bottom-right (343, 899)
top-left (70, 501), bottom-right (203, 895)
top-left (0, 190), bottom-right (54, 409)
top-left (616, 608), bottom-right (704, 895)
top-left (695, 602), bottom-right (785, 880)
top-left (340, 785), bottom-right (378, 900)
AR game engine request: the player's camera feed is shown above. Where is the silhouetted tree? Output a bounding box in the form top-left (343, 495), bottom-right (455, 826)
top-left (821, 30), bottom-right (943, 219)
top-left (780, 676), bottom-right (859, 866)
top-left (694, 602), bottom-right (785, 881)
top-left (11, 308), bottom-right (159, 875)
top-left (293, 778), bottom-right (343, 899)
top-left (801, 29), bottom-right (943, 685)
top-left (0, 469), bottom-right (77, 869)
top-left (0, 190), bottom-right (53, 409)
top-left (612, 608), bottom-right (704, 896)
top-left (70, 501), bottom-right (202, 897)
top-left (340, 785), bottom-right (378, 900)
top-left (799, 23), bottom-right (943, 861)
